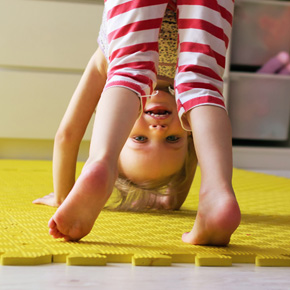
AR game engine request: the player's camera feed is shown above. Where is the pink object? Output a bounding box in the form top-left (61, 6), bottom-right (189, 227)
top-left (257, 51), bottom-right (290, 74)
top-left (278, 63), bottom-right (290, 75)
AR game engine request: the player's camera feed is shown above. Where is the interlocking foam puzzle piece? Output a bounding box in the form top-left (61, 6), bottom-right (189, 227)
top-left (66, 253), bottom-right (107, 266)
top-left (256, 256), bottom-right (290, 267)
top-left (132, 254), bottom-right (172, 266)
top-left (195, 254), bottom-right (232, 267)
top-left (1, 251), bottom-right (52, 266)
top-left (106, 253), bottom-right (133, 263)
top-left (170, 252), bottom-right (196, 263)
top-left (0, 160), bottom-right (290, 267)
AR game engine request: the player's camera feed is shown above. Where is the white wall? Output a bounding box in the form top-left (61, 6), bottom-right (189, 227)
top-left (0, 0), bottom-right (104, 161)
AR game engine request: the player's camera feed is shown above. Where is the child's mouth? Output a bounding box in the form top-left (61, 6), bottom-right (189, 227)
top-left (145, 109), bottom-right (171, 118)
top-left (144, 105), bottom-right (172, 119)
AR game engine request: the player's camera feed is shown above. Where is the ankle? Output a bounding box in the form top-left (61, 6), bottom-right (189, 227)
top-left (199, 182), bottom-right (234, 198)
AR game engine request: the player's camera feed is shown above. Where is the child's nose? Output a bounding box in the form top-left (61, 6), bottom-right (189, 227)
top-left (149, 124), bottom-right (168, 130)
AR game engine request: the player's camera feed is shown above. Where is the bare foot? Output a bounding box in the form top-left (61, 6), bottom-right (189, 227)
top-left (48, 161), bottom-right (117, 241)
top-left (182, 187), bottom-right (241, 246)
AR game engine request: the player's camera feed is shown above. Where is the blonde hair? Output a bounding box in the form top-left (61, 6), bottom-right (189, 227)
top-left (106, 136), bottom-right (196, 211)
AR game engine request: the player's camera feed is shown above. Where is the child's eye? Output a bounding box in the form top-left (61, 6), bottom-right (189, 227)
top-left (133, 136), bottom-right (148, 142)
top-left (166, 135), bottom-right (180, 143)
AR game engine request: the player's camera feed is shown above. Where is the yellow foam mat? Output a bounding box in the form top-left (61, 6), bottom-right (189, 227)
top-left (0, 160), bottom-right (290, 267)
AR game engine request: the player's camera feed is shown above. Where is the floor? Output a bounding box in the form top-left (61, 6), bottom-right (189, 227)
top-left (1, 263), bottom-right (290, 290)
top-left (1, 169), bottom-right (290, 290)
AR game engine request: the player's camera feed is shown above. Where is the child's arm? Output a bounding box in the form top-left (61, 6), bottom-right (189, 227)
top-left (33, 47), bottom-right (108, 207)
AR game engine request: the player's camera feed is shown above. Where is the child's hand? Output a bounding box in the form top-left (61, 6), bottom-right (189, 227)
top-left (33, 193), bottom-right (59, 207)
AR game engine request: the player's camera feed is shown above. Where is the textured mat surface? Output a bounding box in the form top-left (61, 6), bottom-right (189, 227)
top-left (0, 160), bottom-right (290, 267)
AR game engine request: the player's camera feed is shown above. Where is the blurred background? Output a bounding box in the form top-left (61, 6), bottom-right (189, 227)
top-left (1, 0), bottom-right (290, 171)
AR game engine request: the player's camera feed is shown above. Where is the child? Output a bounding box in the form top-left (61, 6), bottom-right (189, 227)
top-left (34, 0), bottom-right (241, 246)
top-left (34, 5), bottom-right (196, 213)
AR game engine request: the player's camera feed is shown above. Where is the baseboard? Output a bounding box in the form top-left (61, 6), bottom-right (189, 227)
top-left (233, 146), bottom-right (290, 170)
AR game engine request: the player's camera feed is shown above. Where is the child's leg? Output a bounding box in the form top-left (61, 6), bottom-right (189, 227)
top-left (104, 0), bottom-right (169, 96)
top-left (49, 88), bottom-right (140, 241)
top-left (175, 0), bottom-right (240, 245)
top-left (48, 0), bottom-right (170, 241)
top-left (183, 106), bottom-right (240, 246)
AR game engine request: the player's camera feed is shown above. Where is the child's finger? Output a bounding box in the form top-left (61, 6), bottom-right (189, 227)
top-left (32, 198), bottom-right (41, 204)
top-left (32, 198), bottom-right (50, 206)
top-left (33, 193), bottom-right (57, 207)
